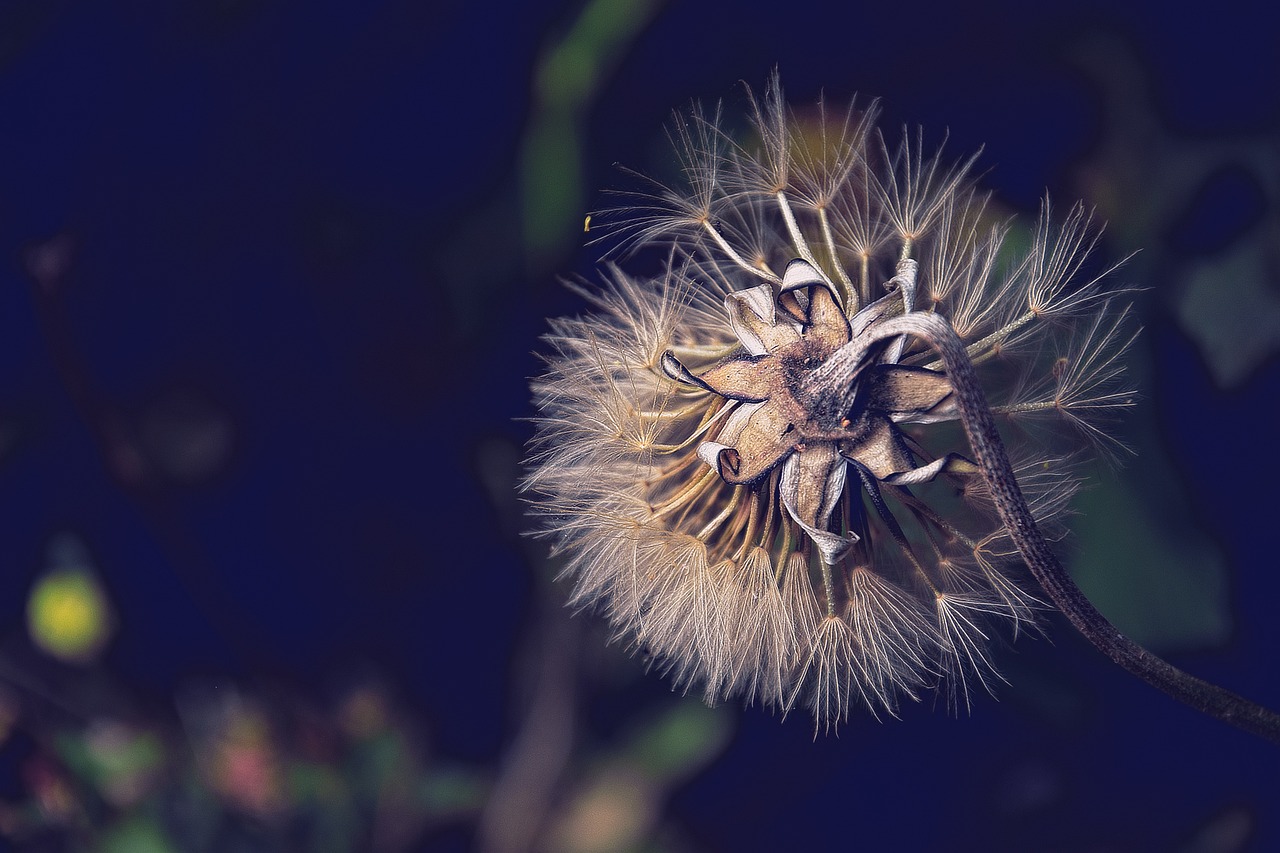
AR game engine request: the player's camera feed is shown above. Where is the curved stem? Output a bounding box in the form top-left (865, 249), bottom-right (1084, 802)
top-left (868, 311), bottom-right (1280, 745)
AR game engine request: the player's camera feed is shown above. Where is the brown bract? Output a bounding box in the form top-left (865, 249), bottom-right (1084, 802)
top-left (663, 259), bottom-right (967, 563)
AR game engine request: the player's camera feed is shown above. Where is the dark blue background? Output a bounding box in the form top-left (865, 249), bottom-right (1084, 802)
top-left (1, 1), bottom-right (1277, 850)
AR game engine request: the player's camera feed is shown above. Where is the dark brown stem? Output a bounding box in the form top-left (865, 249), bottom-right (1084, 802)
top-left (869, 312), bottom-right (1280, 745)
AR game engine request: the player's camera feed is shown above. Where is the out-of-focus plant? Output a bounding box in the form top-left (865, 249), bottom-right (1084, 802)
top-left (1, 515), bottom-right (728, 851)
top-left (1073, 33), bottom-right (1280, 390)
top-left (0, 669), bottom-right (489, 850)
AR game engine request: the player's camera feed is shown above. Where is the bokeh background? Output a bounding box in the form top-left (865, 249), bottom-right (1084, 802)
top-left (1, 1), bottom-right (1278, 850)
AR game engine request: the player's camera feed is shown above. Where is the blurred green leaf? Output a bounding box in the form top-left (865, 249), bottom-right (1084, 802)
top-left (1176, 242), bottom-right (1280, 388)
top-left (1071, 475), bottom-right (1230, 651)
top-left (101, 816), bottom-right (176, 853)
top-left (419, 766), bottom-right (487, 817)
top-left (627, 702), bottom-right (731, 780)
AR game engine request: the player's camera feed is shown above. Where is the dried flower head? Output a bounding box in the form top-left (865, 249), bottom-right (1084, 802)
top-left (524, 75), bottom-right (1138, 732)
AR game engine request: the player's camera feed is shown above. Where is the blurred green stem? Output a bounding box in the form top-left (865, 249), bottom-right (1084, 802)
top-left (521, 0), bottom-right (663, 264)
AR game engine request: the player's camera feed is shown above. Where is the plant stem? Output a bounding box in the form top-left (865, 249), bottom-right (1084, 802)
top-left (870, 311), bottom-right (1280, 745)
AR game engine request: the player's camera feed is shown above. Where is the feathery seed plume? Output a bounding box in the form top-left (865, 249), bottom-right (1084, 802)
top-left (524, 74), bottom-right (1136, 733)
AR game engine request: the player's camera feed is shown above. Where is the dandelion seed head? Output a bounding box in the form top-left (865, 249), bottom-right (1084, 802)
top-left (524, 74), bottom-right (1135, 732)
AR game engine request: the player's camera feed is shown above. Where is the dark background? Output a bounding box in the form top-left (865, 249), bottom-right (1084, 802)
top-left (1, 0), bottom-right (1278, 850)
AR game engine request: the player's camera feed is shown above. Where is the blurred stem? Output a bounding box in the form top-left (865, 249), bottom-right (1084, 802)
top-left (475, 591), bottom-right (580, 853)
top-left (870, 311), bottom-right (1280, 745)
top-left (521, 0), bottom-right (664, 265)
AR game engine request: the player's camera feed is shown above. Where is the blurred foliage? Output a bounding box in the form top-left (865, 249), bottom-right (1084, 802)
top-left (1071, 479), bottom-right (1230, 650)
top-left (0, 441), bottom-right (732, 850)
top-left (0, 636), bottom-right (727, 852)
top-left (544, 703), bottom-right (731, 853)
top-left (1055, 33), bottom-right (1280, 651)
top-left (1073, 33), bottom-right (1280, 388)
top-left (1, 2), bottom-right (735, 849)
top-left (521, 0), bottom-right (664, 264)
top-left (0, 670), bottom-right (491, 850)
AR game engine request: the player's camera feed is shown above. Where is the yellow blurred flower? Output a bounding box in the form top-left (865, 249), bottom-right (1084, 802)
top-left (28, 568), bottom-right (113, 664)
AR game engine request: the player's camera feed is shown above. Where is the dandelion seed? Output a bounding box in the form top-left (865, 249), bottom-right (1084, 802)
top-left (524, 74), bottom-right (1280, 742)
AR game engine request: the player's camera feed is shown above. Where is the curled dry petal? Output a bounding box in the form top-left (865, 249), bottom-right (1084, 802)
top-left (779, 444), bottom-right (852, 565)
